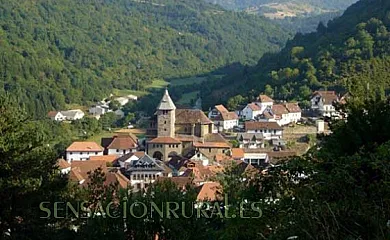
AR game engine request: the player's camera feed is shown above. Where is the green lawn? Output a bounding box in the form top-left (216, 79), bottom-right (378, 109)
top-left (113, 79), bottom-right (169, 98)
top-left (146, 79), bottom-right (169, 89)
top-left (112, 89), bottom-right (149, 97)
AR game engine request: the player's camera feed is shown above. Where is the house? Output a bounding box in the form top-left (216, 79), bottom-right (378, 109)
top-left (236, 133), bottom-right (264, 149)
top-left (124, 154), bottom-right (172, 191)
top-left (117, 151), bottom-right (146, 169)
top-left (311, 91), bottom-right (339, 117)
top-left (242, 148), bottom-right (269, 166)
top-left (208, 105), bottom-right (239, 131)
top-left (255, 95), bottom-right (274, 112)
top-left (47, 111), bottom-right (66, 121)
top-left (89, 105), bottom-right (109, 116)
top-left (245, 121), bottom-right (283, 140)
top-left (190, 149), bottom-right (211, 166)
top-left (60, 109), bottom-right (85, 121)
top-left (242, 103), bottom-right (262, 120)
top-left (285, 103), bottom-right (302, 123)
top-left (260, 103), bottom-right (302, 126)
top-left (57, 159), bottom-right (71, 174)
top-left (270, 104), bottom-right (290, 126)
top-left (106, 134), bottom-right (138, 156)
top-left (66, 142), bottom-right (104, 162)
top-left (89, 155), bottom-right (119, 165)
top-left (231, 148), bottom-right (245, 161)
top-left (69, 160), bottom-right (130, 188)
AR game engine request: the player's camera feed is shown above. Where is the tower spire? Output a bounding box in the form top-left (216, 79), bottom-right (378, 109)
top-left (157, 88), bottom-right (176, 110)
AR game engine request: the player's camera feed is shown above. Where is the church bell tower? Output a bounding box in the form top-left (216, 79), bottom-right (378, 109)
top-left (156, 89), bottom-right (176, 138)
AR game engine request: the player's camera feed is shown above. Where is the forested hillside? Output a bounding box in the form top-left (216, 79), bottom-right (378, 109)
top-left (203, 0), bottom-right (390, 109)
top-left (0, 0), bottom-right (289, 117)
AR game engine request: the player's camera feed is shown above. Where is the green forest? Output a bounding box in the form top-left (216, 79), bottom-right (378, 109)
top-left (0, 0), bottom-right (289, 118)
top-left (203, 0), bottom-right (390, 110)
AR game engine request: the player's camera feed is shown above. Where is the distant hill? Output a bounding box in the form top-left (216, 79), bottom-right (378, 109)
top-left (204, 0), bottom-right (358, 15)
top-left (0, 0), bottom-right (290, 117)
top-left (202, 0), bottom-right (390, 109)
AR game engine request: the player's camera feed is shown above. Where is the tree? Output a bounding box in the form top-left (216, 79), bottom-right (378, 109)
top-left (0, 95), bottom-right (69, 238)
top-left (108, 100), bottom-right (121, 111)
top-left (227, 95), bottom-right (245, 111)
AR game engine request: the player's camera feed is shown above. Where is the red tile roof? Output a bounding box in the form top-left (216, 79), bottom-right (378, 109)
top-left (285, 103), bottom-right (301, 113)
top-left (231, 148), bottom-right (244, 159)
top-left (215, 105), bottom-right (229, 113)
top-left (66, 142), bottom-right (104, 152)
top-left (89, 155), bottom-right (119, 163)
top-left (47, 111), bottom-right (59, 117)
top-left (245, 121), bottom-right (283, 131)
top-left (247, 103), bottom-right (261, 111)
top-left (272, 104), bottom-right (289, 115)
top-left (257, 95), bottom-right (274, 103)
top-left (176, 109), bottom-right (212, 124)
top-left (313, 91), bottom-right (339, 105)
top-left (148, 137), bottom-right (182, 144)
top-left (107, 135), bottom-right (137, 149)
top-left (197, 182), bottom-right (222, 201)
top-left (193, 142), bottom-right (230, 148)
top-left (57, 159), bottom-right (71, 169)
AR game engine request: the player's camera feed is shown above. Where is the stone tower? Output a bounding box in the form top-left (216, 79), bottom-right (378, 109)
top-left (156, 89), bottom-right (176, 138)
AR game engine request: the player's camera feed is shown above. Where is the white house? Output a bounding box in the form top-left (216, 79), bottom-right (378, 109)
top-left (242, 103), bottom-right (262, 120)
top-left (66, 142), bottom-right (104, 162)
top-left (270, 104), bottom-right (290, 126)
top-left (107, 134), bottom-right (138, 156)
top-left (117, 151), bottom-right (145, 169)
top-left (237, 133), bottom-right (264, 149)
top-left (208, 105), bottom-right (239, 131)
top-left (190, 150), bottom-right (210, 166)
top-left (245, 121), bottom-right (283, 140)
top-left (61, 109), bottom-right (85, 121)
top-left (311, 91), bottom-right (339, 117)
top-left (255, 95), bottom-right (274, 113)
top-left (285, 103), bottom-right (302, 123)
top-left (47, 111), bottom-right (66, 121)
top-left (124, 154), bottom-right (172, 191)
top-left (57, 159), bottom-right (71, 174)
top-left (243, 149), bottom-right (269, 166)
top-left (260, 103), bottom-right (302, 126)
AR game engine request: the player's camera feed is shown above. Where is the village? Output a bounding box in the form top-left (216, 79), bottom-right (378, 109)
top-left (53, 89), bottom-right (347, 201)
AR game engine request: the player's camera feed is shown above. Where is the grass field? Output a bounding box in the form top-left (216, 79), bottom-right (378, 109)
top-left (113, 79), bottom-right (169, 98)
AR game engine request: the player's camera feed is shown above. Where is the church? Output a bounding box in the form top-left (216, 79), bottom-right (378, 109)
top-left (146, 89), bottom-right (231, 162)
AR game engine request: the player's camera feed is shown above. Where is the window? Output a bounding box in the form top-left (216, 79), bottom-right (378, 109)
top-left (95, 152), bottom-right (98, 155)
top-left (70, 152), bottom-right (73, 155)
top-left (116, 149), bottom-right (119, 153)
top-left (209, 148), bottom-right (211, 153)
top-left (164, 121), bottom-right (167, 124)
top-left (80, 152), bottom-right (83, 155)
top-left (164, 128), bottom-right (167, 132)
